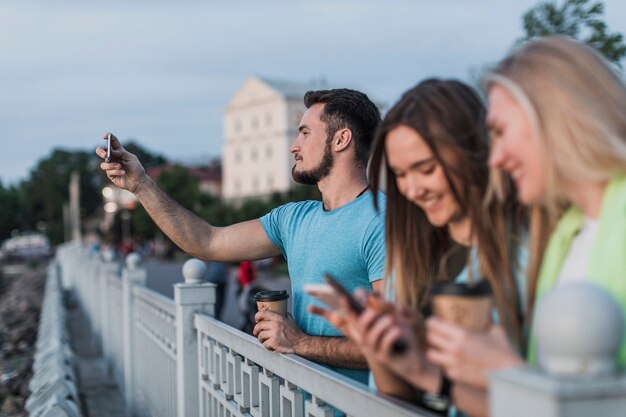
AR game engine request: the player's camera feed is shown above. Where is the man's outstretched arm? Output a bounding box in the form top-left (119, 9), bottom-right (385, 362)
top-left (97, 133), bottom-right (281, 262)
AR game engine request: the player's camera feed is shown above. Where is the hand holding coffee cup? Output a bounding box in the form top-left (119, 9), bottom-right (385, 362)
top-left (254, 290), bottom-right (289, 316)
top-left (430, 279), bottom-right (493, 332)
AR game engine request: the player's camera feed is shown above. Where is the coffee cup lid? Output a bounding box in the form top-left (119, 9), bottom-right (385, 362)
top-left (430, 280), bottom-right (492, 297)
top-left (254, 290), bottom-right (289, 302)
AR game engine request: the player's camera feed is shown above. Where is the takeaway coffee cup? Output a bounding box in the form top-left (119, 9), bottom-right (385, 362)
top-left (430, 280), bottom-right (493, 331)
top-left (254, 290), bottom-right (290, 316)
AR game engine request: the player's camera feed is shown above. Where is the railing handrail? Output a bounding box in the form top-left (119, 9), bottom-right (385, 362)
top-left (194, 312), bottom-right (437, 417)
top-left (107, 274), bottom-right (122, 289)
top-left (133, 285), bottom-right (176, 316)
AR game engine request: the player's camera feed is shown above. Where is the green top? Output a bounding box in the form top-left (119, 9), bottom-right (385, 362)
top-left (528, 174), bottom-right (626, 366)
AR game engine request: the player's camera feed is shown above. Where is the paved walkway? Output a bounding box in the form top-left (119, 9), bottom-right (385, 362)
top-left (66, 296), bottom-right (127, 417)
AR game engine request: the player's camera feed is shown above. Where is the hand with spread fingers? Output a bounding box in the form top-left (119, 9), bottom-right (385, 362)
top-left (95, 132), bottom-right (148, 194)
top-left (425, 317), bottom-right (524, 389)
top-left (307, 289), bottom-right (365, 343)
top-left (253, 310), bottom-right (306, 354)
top-left (355, 295), bottom-right (433, 380)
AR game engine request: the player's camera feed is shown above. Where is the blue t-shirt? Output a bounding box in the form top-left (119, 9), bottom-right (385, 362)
top-left (260, 191), bottom-right (386, 384)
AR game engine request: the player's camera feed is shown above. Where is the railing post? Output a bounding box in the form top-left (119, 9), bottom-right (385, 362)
top-left (491, 283), bottom-right (626, 417)
top-left (175, 259), bottom-right (216, 417)
top-left (89, 252), bottom-right (102, 347)
top-left (100, 249), bottom-right (120, 368)
top-left (122, 252), bottom-right (147, 415)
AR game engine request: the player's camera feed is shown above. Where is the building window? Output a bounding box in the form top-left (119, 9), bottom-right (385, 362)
top-left (234, 119), bottom-right (241, 132)
top-left (265, 113), bottom-right (272, 127)
top-left (234, 179), bottom-right (241, 193)
top-left (251, 146), bottom-right (258, 161)
top-left (265, 145), bottom-right (273, 159)
top-left (252, 176), bottom-right (259, 191)
top-left (267, 175), bottom-right (274, 189)
top-left (251, 117), bottom-right (259, 130)
top-left (235, 150), bottom-right (242, 164)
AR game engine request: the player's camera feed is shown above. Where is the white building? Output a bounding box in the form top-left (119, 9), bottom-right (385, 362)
top-left (222, 76), bottom-right (321, 201)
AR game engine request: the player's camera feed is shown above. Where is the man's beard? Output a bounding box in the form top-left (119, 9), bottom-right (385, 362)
top-left (292, 140), bottom-right (334, 185)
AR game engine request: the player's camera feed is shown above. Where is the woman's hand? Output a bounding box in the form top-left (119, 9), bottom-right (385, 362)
top-left (354, 294), bottom-right (440, 392)
top-left (425, 317), bottom-right (524, 389)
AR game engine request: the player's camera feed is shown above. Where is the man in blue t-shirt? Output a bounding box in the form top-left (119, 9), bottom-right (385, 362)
top-left (97, 88), bottom-right (385, 384)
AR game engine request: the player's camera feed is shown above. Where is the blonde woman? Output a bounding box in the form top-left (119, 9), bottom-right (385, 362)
top-left (426, 36), bottom-right (626, 397)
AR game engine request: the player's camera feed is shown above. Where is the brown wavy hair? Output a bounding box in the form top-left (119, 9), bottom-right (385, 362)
top-left (369, 79), bottom-right (527, 346)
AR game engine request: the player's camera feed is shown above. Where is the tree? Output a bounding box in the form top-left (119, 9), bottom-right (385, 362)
top-left (124, 140), bottom-right (167, 170)
top-left (0, 181), bottom-right (22, 240)
top-left (520, 0), bottom-right (626, 66)
top-left (18, 149), bottom-right (106, 244)
top-left (131, 164), bottom-right (214, 239)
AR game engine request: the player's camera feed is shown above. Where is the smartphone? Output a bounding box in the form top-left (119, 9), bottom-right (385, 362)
top-left (323, 273), bottom-right (365, 314)
top-left (105, 133), bottom-right (112, 163)
top-left (324, 273), bottom-right (407, 355)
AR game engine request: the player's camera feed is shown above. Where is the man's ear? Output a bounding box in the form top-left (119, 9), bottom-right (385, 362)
top-left (333, 128), bottom-right (353, 152)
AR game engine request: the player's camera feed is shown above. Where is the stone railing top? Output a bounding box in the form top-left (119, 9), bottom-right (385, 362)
top-left (125, 252), bottom-right (142, 270)
top-left (535, 282), bottom-right (624, 378)
top-left (182, 259), bottom-right (207, 284)
top-left (101, 248), bottom-right (116, 262)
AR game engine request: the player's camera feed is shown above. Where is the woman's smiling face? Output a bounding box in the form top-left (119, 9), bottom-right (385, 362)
top-left (385, 125), bottom-right (461, 228)
top-left (488, 84), bottom-right (546, 205)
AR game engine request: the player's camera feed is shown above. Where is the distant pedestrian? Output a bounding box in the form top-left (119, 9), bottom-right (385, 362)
top-left (237, 260), bottom-right (256, 293)
top-left (206, 261), bottom-right (228, 320)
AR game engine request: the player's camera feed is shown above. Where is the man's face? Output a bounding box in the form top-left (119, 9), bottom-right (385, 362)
top-left (290, 103), bottom-right (334, 185)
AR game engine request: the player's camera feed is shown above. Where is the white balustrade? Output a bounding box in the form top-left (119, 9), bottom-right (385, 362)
top-left (133, 285), bottom-right (178, 417)
top-left (194, 314), bottom-right (433, 417)
top-left (176, 258), bottom-right (216, 417)
top-left (107, 274), bottom-right (125, 390)
top-left (54, 242), bottom-right (559, 417)
top-left (122, 253), bottom-right (148, 416)
top-left (491, 283), bottom-right (626, 417)
top-left (26, 259), bottom-right (80, 416)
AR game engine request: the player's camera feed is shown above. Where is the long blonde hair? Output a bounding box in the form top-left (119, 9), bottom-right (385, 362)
top-left (487, 35), bottom-right (626, 317)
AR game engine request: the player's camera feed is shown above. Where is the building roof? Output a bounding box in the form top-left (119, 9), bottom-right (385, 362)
top-left (260, 77), bottom-right (326, 100)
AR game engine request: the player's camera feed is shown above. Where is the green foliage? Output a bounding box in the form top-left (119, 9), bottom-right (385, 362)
top-left (0, 182), bottom-right (22, 240)
top-left (0, 141), bottom-right (168, 246)
top-left (520, 0), bottom-right (626, 66)
top-left (123, 141), bottom-right (167, 170)
top-left (131, 164), bottom-right (216, 239)
top-left (133, 174), bottom-right (322, 239)
top-left (199, 185), bottom-right (321, 226)
top-left (13, 149), bottom-right (105, 244)
top-left (1, 138), bottom-right (322, 247)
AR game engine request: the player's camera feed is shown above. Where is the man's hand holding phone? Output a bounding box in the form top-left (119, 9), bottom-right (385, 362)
top-left (105, 133), bottom-right (112, 163)
top-left (96, 132), bottom-right (148, 194)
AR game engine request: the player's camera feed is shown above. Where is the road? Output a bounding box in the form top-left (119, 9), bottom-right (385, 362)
top-left (142, 258), bottom-right (291, 329)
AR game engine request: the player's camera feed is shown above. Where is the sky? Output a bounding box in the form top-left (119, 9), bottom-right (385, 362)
top-left (1, 0), bottom-right (625, 186)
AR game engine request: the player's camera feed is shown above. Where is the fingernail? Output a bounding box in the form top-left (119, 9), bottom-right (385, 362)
top-left (120, 170), bottom-right (125, 175)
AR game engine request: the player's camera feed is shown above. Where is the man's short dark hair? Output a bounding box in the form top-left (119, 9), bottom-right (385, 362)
top-left (303, 89), bottom-right (381, 168)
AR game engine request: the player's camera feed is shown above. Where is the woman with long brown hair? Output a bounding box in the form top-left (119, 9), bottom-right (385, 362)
top-left (311, 78), bottom-right (528, 416)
